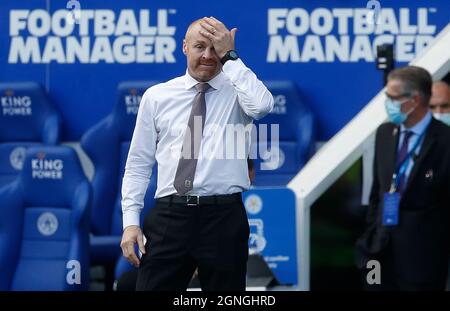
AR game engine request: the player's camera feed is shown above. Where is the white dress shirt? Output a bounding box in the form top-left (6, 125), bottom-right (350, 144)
top-left (122, 59), bottom-right (274, 228)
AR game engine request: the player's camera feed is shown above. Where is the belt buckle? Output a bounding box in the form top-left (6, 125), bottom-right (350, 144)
top-left (186, 195), bottom-right (200, 206)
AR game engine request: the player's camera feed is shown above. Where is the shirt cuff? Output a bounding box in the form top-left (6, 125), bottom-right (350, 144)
top-left (222, 58), bottom-right (245, 82)
top-left (122, 209), bottom-right (141, 230)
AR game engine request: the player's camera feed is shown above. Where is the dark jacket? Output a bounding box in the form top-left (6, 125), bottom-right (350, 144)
top-left (356, 118), bottom-right (450, 288)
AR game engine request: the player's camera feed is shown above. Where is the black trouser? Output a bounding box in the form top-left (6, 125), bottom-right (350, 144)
top-left (136, 194), bottom-right (249, 291)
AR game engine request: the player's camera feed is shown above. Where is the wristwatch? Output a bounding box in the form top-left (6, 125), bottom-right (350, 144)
top-left (220, 50), bottom-right (239, 65)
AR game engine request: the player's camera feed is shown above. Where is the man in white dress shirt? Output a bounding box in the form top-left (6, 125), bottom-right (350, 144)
top-left (120, 17), bottom-right (273, 291)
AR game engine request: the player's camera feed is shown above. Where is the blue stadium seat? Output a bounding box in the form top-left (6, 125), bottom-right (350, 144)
top-left (0, 82), bottom-right (61, 187)
top-left (114, 255), bottom-right (135, 283)
top-left (252, 81), bottom-right (316, 186)
top-left (81, 81), bottom-right (158, 264)
top-left (0, 146), bottom-right (91, 290)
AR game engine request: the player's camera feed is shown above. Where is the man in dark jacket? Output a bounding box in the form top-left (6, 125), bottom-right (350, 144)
top-left (356, 66), bottom-right (450, 290)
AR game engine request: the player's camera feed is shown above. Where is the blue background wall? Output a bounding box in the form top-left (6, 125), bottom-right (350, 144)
top-left (1, 0), bottom-right (449, 140)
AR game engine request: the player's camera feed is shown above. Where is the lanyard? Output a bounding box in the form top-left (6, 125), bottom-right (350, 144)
top-left (389, 128), bottom-right (427, 193)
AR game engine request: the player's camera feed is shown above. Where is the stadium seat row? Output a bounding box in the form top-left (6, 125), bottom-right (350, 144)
top-left (0, 81), bottom-right (316, 290)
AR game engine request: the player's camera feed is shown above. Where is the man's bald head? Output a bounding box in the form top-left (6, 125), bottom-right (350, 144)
top-left (432, 81), bottom-right (450, 96)
top-left (182, 18), bottom-right (221, 82)
top-left (185, 19), bottom-right (204, 42)
top-left (430, 81), bottom-right (450, 114)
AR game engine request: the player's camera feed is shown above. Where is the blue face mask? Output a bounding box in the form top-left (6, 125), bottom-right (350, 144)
top-left (384, 97), bottom-right (414, 125)
top-left (433, 112), bottom-right (450, 126)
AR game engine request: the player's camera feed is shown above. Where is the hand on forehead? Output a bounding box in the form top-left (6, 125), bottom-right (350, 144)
top-left (200, 17), bottom-right (227, 32)
top-left (185, 17), bottom-right (227, 41)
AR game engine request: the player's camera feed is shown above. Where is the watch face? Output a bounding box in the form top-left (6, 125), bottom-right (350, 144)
top-left (229, 51), bottom-right (238, 59)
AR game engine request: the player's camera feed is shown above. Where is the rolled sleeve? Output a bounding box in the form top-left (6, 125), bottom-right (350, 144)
top-left (222, 58), bottom-right (274, 120)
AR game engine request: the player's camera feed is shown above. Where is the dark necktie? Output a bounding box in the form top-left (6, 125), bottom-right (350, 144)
top-left (397, 130), bottom-right (413, 193)
top-left (173, 83), bottom-right (210, 195)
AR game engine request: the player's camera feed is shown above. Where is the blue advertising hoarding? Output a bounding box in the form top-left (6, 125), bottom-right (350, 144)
top-left (243, 188), bottom-right (297, 285)
top-left (1, 0), bottom-right (449, 141)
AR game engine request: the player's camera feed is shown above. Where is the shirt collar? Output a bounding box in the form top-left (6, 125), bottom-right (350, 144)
top-left (184, 69), bottom-right (225, 91)
top-left (401, 111), bottom-right (432, 136)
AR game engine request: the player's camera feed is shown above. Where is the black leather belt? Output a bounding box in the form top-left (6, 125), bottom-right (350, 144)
top-left (157, 192), bottom-right (242, 206)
